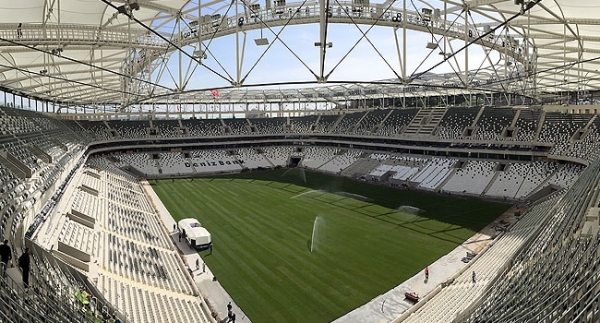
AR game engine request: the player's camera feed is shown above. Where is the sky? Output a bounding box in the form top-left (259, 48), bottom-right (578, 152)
top-left (0, 0), bottom-right (513, 112)
top-left (152, 0), bottom-right (504, 94)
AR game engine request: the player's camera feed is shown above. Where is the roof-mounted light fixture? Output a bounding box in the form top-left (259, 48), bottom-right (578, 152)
top-left (254, 25), bottom-right (269, 46)
top-left (314, 42), bottom-right (333, 48)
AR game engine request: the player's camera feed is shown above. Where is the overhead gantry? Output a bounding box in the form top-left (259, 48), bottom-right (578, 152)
top-left (0, 0), bottom-right (539, 110)
top-left (117, 0), bottom-right (535, 108)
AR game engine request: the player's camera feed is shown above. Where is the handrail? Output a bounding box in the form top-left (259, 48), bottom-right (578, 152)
top-left (29, 240), bottom-right (130, 323)
top-left (0, 23), bottom-right (168, 49)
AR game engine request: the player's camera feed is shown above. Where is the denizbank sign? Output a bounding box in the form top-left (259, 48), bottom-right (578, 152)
top-left (185, 160), bottom-right (244, 167)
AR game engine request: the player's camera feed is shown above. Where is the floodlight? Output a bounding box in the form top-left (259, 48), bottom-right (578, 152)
top-left (314, 42), bottom-right (333, 48)
top-left (254, 38), bottom-right (269, 46)
top-left (426, 42), bottom-right (437, 49)
top-left (255, 27), bottom-right (269, 46)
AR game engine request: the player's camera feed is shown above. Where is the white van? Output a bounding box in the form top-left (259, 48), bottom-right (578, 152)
top-left (178, 218), bottom-right (212, 251)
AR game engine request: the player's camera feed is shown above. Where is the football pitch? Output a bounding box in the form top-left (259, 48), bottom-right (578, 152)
top-left (151, 169), bottom-right (509, 323)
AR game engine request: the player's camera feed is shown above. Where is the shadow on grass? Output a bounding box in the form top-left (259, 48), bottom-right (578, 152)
top-left (160, 168), bottom-right (511, 233)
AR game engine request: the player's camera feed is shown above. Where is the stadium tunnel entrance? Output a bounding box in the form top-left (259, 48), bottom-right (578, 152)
top-left (288, 156), bottom-right (302, 167)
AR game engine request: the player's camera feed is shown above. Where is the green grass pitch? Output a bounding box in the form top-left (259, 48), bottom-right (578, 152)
top-left (151, 169), bottom-right (509, 323)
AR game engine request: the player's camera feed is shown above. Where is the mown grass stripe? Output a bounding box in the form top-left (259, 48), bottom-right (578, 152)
top-left (151, 170), bottom-right (509, 323)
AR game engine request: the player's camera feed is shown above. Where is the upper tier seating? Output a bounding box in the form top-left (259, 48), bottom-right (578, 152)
top-left (107, 120), bottom-right (148, 139)
top-left (554, 117), bottom-right (600, 162)
top-left (224, 118), bottom-right (251, 135)
top-left (355, 109), bottom-right (389, 135)
top-left (252, 117), bottom-right (287, 134)
top-left (82, 121), bottom-right (112, 141)
top-left (436, 107), bottom-right (478, 140)
top-left (514, 109), bottom-right (541, 141)
top-left (377, 109), bottom-right (418, 136)
top-left (154, 120), bottom-right (182, 138)
top-left (317, 114), bottom-right (339, 133)
top-left (474, 108), bottom-right (516, 141)
top-left (330, 111), bottom-right (366, 134)
top-left (538, 113), bottom-right (592, 143)
top-left (291, 115), bottom-right (319, 133)
top-left (181, 118), bottom-right (223, 137)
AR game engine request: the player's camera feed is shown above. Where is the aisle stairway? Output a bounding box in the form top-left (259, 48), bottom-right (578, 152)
top-left (403, 108), bottom-right (447, 135)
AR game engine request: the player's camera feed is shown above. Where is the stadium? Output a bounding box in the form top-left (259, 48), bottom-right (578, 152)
top-left (0, 0), bottom-right (600, 322)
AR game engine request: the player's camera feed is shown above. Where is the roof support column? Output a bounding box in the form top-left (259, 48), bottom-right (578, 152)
top-left (235, 0), bottom-right (241, 85)
top-left (464, 6), bottom-right (469, 94)
top-left (58, 0), bottom-right (61, 48)
top-left (318, 0), bottom-right (330, 82)
top-left (402, 0), bottom-right (407, 83)
top-left (178, 14), bottom-right (183, 93)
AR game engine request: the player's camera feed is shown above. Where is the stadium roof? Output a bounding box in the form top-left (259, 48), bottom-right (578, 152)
top-left (1, 0), bottom-right (599, 110)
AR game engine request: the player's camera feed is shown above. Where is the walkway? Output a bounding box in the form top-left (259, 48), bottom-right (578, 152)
top-left (334, 206), bottom-right (519, 323)
top-left (142, 181), bottom-right (251, 323)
